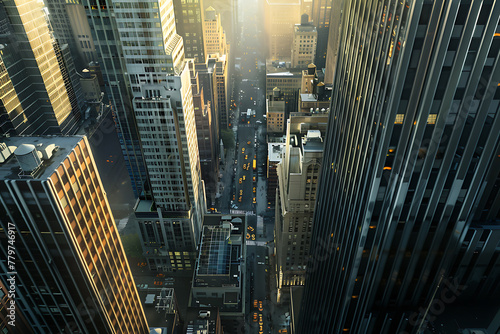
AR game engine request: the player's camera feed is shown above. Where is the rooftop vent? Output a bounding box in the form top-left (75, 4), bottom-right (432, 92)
top-left (0, 143), bottom-right (12, 163)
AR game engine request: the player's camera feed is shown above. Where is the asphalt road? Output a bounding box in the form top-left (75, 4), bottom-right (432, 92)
top-left (227, 0), bottom-right (280, 333)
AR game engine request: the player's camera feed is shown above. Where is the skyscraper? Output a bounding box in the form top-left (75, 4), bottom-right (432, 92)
top-left (0, 0), bottom-right (81, 135)
top-left (291, 14), bottom-right (317, 69)
top-left (264, 0), bottom-right (301, 60)
top-left (274, 113), bottom-right (328, 302)
top-left (311, 0), bottom-right (332, 69)
top-left (82, 0), bottom-right (149, 197)
top-left (203, 6), bottom-right (228, 57)
top-left (173, 0), bottom-right (206, 63)
top-left (0, 136), bottom-right (149, 333)
top-left (298, 0), bottom-right (500, 333)
top-left (189, 61), bottom-right (219, 205)
top-left (85, 0), bottom-right (208, 271)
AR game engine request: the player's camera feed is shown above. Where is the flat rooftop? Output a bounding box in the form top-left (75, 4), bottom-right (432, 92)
top-left (268, 143), bottom-right (285, 162)
top-left (0, 136), bottom-right (84, 180)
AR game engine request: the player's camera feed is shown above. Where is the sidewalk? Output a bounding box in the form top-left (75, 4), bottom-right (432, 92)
top-left (267, 242), bottom-right (290, 332)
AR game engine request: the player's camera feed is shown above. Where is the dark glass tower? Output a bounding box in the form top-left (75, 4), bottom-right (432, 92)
top-left (298, 0), bottom-right (500, 333)
top-left (311, 0), bottom-right (333, 69)
top-left (82, 1), bottom-right (150, 197)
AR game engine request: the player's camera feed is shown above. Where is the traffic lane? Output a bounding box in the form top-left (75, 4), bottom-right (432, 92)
top-left (235, 128), bottom-right (256, 211)
top-left (252, 246), bottom-right (268, 333)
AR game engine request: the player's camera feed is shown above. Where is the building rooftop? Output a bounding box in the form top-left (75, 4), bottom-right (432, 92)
top-left (266, 60), bottom-right (302, 76)
top-left (0, 136), bottom-right (83, 180)
top-left (268, 143), bottom-right (285, 162)
top-left (184, 306), bottom-right (220, 334)
top-left (295, 24), bottom-right (317, 33)
top-left (197, 226), bottom-right (232, 276)
top-left (194, 215), bottom-right (245, 286)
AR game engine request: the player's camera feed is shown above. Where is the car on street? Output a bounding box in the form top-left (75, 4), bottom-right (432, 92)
top-left (253, 312), bottom-right (258, 322)
top-left (247, 141), bottom-right (251, 145)
top-left (253, 299), bottom-right (258, 308)
top-left (243, 175), bottom-right (246, 181)
top-left (259, 301), bottom-right (263, 311)
top-left (242, 148), bottom-right (245, 153)
top-left (253, 187), bottom-right (256, 193)
top-left (239, 178), bottom-right (242, 184)
top-left (253, 197), bottom-right (256, 204)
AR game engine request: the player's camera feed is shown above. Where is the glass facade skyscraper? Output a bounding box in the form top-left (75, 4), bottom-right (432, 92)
top-left (298, 0), bottom-right (500, 332)
top-left (0, 136), bottom-right (149, 333)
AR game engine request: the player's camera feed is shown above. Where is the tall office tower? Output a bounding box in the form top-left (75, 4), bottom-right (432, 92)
top-left (101, 0), bottom-right (206, 271)
top-left (194, 54), bottom-right (228, 133)
top-left (291, 14), bottom-right (317, 68)
top-left (0, 136), bottom-right (149, 333)
top-left (63, 0), bottom-right (97, 66)
top-left (44, 0), bottom-right (84, 68)
top-left (133, 62), bottom-right (207, 272)
top-left (210, 53), bottom-right (229, 130)
top-left (203, 7), bottom-right (228, 57)
top-left (0, 0), bottom-right (80, 135)
top-left (173, 0), bottom-right (206, 63)
top-left (301, 0), bottom-right (313, 18)
top-left (323, 0), bottom-right (342, 85)
top-left (264, 0), bottom-right (301, 60)
top-left (275, 113), bottom-right (328, 302)
top-left (298, 0), bottom-right (500, 333)
top-left (195, 59), bottom-right (220, 137)
top-left (82, 0), bottom-right (149, 197)
top-left (43, 0), bottom-right (87, 116)
top-left (311, 0), bottom-right (332, 69)
top-left (189, 61), bottom-right (219, 205)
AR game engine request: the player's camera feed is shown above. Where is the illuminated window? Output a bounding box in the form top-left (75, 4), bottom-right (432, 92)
top-left (427, 114), bottom-right (437, 124)
top-left (394, 114), bottom-right (404, 124)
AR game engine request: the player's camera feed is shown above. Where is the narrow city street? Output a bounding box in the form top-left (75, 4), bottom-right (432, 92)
top-left (213, 0), bottom-right (291, 332)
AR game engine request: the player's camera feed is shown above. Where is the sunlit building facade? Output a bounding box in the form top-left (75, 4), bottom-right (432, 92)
top-left (105, 0), bottom-right (206, 271)
top-left (0, 136), bottom-right (149, 333)
top-left (275, 114), bottom-right (328, 302)
top-left (203, 6), bottom-right (228, 57)
top-left (291, 14), bottom-right (317, 68)
top-left (264, 0), bottom-right (301, 60)
top-left (0, 0), bottom-right (80, 135)
top-left (298, 0), bottom-right (500, 332)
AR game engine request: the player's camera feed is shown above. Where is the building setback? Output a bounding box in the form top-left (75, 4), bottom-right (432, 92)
top-left (298, 0), bottom-right (500, 333)
top-left (0, 136), bottom-right (149, 333)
